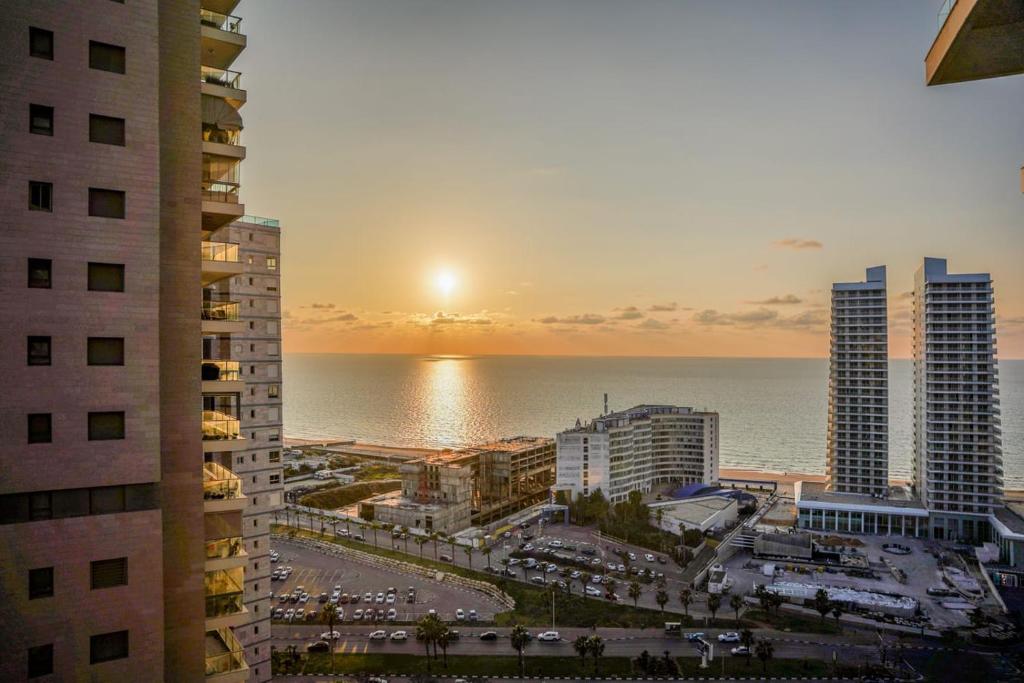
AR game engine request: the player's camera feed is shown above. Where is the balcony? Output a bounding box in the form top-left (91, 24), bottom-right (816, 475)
top-left (926, 0), bottom-right (1024, 85)
top-left (202, 359), bottom-right (244, 394)
top-left (205, 567), bottom-right (248, 630)
top-left (205, 628), bottom-right (248, 683)
top-left (202, 181), bottom-right (244, 232)
top-left (202, 411), bottom-right (247, 453)
top-left (201, 241), bottom-right (243, 286)
top-left (202, 299), bottom-right (245, 334)
top-left (200, 9), bottom-right (246, 70)
top-left (205, 535), bottom-right (248, 572)
top-left (203, 461), bottom-right (247, 510)
top-left (201, 66), bottom-right (246, 107)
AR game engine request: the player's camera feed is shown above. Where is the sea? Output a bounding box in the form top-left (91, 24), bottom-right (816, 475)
top-left (282, 354), bottom-right (1024, 489)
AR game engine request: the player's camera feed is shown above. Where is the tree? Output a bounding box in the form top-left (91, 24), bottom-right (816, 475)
top-left (483, 545), bottom-right (492, 569)
top-left (707, 594), bottom-right (721, 623)
top-left (656, 589), bottom-right (669, 612)
top-left (510, 624), bottom-right (530, 677)
top-left (730, 594), bottom-right (744, 626)
top-left (449, 534), bottom-right (457, 559)
top-left (580, 572), bottom-right (592, 595)
top-left (436, 626), bottom-right (451, 668)
top-left (370, 522), bottom-right (379, 548)
top-left (416, 536), bottom-right (427, 559)
top-left (629, 581), bottom-right (642, 608)
top-left (320, 602), bottom-right (339, 673)
top-left (587, 634), bottom-right (605, 675)
top-left (740, 629), bottom-right (754, 666)
top-left (831, 604), bottom-right (843, 633)
top-left (605, 577), bottom-right (618, 598)
top-left (464, 545), bottom-right (474, 569)
top-left (402, 526), bottom-right (411, 553)
top-left (754, 638), bottom-right (774, 675)
top-left (416, 615), bottom-right (441, 672)
top-left (573, 635), bottom-right (589, 670)
top-left (813, 588), bottom-right (831, 623)
top-left (754, 584), bottom-right (772, 612)
top-left (431, 532), bottom-right (440, 560)
top-left (678, 588), bottom-right (693, 617)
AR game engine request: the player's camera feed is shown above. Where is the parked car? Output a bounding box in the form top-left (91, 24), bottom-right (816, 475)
top-left (645, 554), bottom-right (655, 562)
top-left (570, 570), bottom-right (581, 580)
top-left (718, 632), bottom-right (740, 643)
top-left (295, 608), bottom-right (305, 619)
top-left (306, 641), bottom-right (330, 653)
top-left (530, 576), bottom-right (546, 585)
top-left (368, 630), bottom-right (387, 640)
top-left (284, 609), bottom-right (295, 621)
top-left (318, 592), bottom-right (329, 603)
top-left (386, 594), bottom-right (396, 604)
top-left (390, 630), bottom-right (408, 641)
top-left (387, 608), bottom-right (397, 621)
top-left (585, 585), bottom-right (602, 597)
top-left (627, 552), bottom-right (637, 561)
top-left (273, 608), bottom-right (284, 619)
top-left (685, 632), bottom-right (706, 642)
top-left (364, 592), bottom-right (373, 603)
top-left (479, 631), bottom-right (498, 641)
top-left (591, 575), bottom-right (603, 584)
top-left (321, 631), bottom-right (341, 640)
top-left (468, 609), bottom-right (478, 621)
top-left (657, 556), bottom-right (667, 565)
top-left (440, 554), bottom-right (453, 562)
top-left (731, 646), bottom-right (750, 656)
top-left (537, 631), bottom-right (560, 641)
top-left (455, 608), bottom-right (465, 620)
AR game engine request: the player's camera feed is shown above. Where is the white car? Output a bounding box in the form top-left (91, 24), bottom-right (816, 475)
top-left (570, 570), bottom-right (581, 579)
top-left (455, 609), bottom-right (466, 620)
top-left (585, 585), bottom-right (602, 597)
top-left (523, 543), bottom-right (534, 552)
top-left (537, 631), bottom-right (560, 641)
top-left (606, 562), bottom-right (617, 571)
top-left (718, 632), bottom-right (740, 643)
top-left (353, 609), bottom-right (364, 620)
top-left (321, 631), bottom-right (341, 640)
top-left (390, 630), bottom-right (408, 641)
top-left (284, 608), bottom-right (295, 621)
top-left (295, 608), bottom-right (305, 619)
top-left (364, 592), bottom-right (373, 602)
top-left (591, 557), bottom-right (602, 566)
top-left (549, 540), bottom-right (563, 548)
top-left (617, 564), bottom-right (626, 573)
top-left (385, 594), bottom-right (396, 605)
top-left (369, 630), bottom-right (387, 640)
top-left (645, 554), bottom-right (655, 562)
top-left (387, 608), bottom-right (397, 621)
top-left (731, 646), bottom-right (750, 656)
top-left (591, 575), bottom-right (603, 584)
top-left (545, 563), bottom-right (558, 573)
top-left (376, 592), bottom-right (385, 604)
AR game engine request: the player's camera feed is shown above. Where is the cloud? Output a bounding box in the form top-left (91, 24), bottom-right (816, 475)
top-left (773, 238), bottom-right (823, 250)
top-left (537, 314), bottom-right (606, 326)
top-left (352, 321), bottom-right (393, 331)
top-left (506, 290), bottom-right (519, 296)
top-left (311, 302), bottom-right (336, 309)
top-left (693, 307), bottom-right (826, 329)
top-left (429, 311), bottom-right (493, 326)
top-left (638, 318), bottom-right (670, 330)
top-left (648, 302), bottom-right (677, 312)
top-left (613, 306), bottom-right (645, 320)
top-left (746, 294), bottom-right (803, 305)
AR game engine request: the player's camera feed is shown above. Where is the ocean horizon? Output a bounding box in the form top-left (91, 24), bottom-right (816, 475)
top-left (282, 353), bottom-right (1024, 488)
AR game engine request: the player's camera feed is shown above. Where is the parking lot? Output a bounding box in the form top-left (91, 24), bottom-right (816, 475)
top-left (270, 537), bottom-right (505, 626)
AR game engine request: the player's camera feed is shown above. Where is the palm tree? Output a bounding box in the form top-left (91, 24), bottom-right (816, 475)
top-left (416, 536), bottom-right (427, 559)
top-left (707, 594), bottom-right (721, 624)
top-left (573, 635), bottom-right (589, 670)
top-left (510, 624), bottom-right (530, 677)
top-left (655, 589), bottom-right (669, 612)
top-left (605, 577), bottom-right (618, 598)
top-left (740, 629), bottom-right (754, 666)
top-left (482, 545), bottom-right (492, 569)
top-left (437, 626), bottom-right (451, 668)
top-left (587, 634), bottom-right (605, 675)
top-left (522, 563), bottom-right (531, 583)
top-left (629, 581), bottom-right (642, 608)
top-left (402, 526), bottom-right (410, 553)
top-left (464, 545), bottom-right (474, 569)
top-left (416, 615), bottom-right (437, 672)
top-left (431, 532), bottom-right (440, 560)
top-left (320, 602), bottom-right (339, 673)
top-left (370, 522), bottom-right (379, 549)
top-left (730, 593), bottom-right (744, 626)
top-left (449, 534), bottom-right (457, 559)
top-left (754, 638), bottom-right (774, 675)
top-left (580, 572), bottom-right (592, 595)
top-left (678, 588), bottom-right (692, 617)
top-left (329, 517), bottom-right (339, 538)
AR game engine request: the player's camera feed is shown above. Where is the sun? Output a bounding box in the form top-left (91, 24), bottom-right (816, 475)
top-left (435, 270), bottom-right (457, 297)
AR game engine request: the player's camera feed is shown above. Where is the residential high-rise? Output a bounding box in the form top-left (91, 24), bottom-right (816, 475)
top-left (0, 2), bottom-right (279, 681)
top-left (556, 405), bottom-right (718, 503)
top-left (826, 266), bottom-right (889, 497)
top-left (912, 258), bottom-right (1003, 540)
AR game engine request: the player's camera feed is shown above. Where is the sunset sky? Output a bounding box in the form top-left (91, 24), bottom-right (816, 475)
top-left (238, 0), bottom-right (1024, 358)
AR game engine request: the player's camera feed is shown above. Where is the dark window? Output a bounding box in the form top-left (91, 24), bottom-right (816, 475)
top-left (29, 492), bottom-right (52, 521)
top-left (88, 188), bottom-right (125, 219)
top-left (88, 412), bottom-right (124, 440)
top-left (87, 338), bottom-right (124, 366)
top-left (27, 644), bottom-right (53, 678)
top-left (29, 181), bottom-right (52, 211)
top-left (28, 336), bottom-right (51, 366)
top-left (87, 263), bottom-right (125, 292)
top-left (88, 41), bottom-right (125, 74)
top-left (28, 259), bottom-right (52, 288)
top-left (52, 489), bottom-right (89, 518)
top-left (30, 104), bottom-right (53, 135)
top-left (29, 567), bottom-right (54, 599)
top-left (27, 414), bottom-right (51, 444)
top-left (90, 630), bottom-right (128, 664)
top-left (89, 486), bottom-right (125, 514)
top-left (90, 557), bottom-right (127, 589)
top-left (89, 114), bottom-right (125, 146)
top-left (29, 27), bottom-right (53, 60)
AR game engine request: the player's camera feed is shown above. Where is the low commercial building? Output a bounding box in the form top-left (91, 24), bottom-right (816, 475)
top-left (650, 496), bottom-right (737, 534)
top-left (795, 481), bottom-right (930, 537)
top-left (754, 532), bottom-right (813, 561)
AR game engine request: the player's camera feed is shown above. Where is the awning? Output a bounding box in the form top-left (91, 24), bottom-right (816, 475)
top-left (202, 94), bottom-right (243, 131)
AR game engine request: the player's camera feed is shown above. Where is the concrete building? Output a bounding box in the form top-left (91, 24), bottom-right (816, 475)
top-left (649, 496), bottom-right (737, 534)
top-left (913, 258), bottom-right (1003, 540)
top-left (826, 266), bottom-right (889, 497)
top-left (0, 2), bottom-right (277, 681)
top-left (556, 405), bottom-right (718, 503)
top-left (796, 481), bottom-right (930, 538)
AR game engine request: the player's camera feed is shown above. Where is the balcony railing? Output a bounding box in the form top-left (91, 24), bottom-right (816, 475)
top-left (203, 125), bottom-right (241, 146)
top-left (205, 567), bottom-right (245, 618)
top-left (205, 628), bottom-right (247, 677)
top-left (201, 65), bottom-right (242, 90)
top-left (202, 359), bottom-right (241, 382)
top-left (201, 241), bottom-right (241, 263)
top-left (205, 536), bottom-right (245, 561)
top-left (239, 215), bottom-right (279, 228)
top-left (200, 9), bottom-right (243, 34)
top-left (203, 461), bottom-right (243, 500)
top-left (202, 411), bottom-right (241, 442)
top-left (202, 181), bottom-right (240, 204)
top-left (202, 300), bottom-right (240, 322)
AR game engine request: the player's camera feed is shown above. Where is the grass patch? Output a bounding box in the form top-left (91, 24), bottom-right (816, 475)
top-left (676, 656), bottom-right (853, 678)
top-left (353, 463), bottom-right (401, 481)
top-left (298, 480), bottom-right (400, 509)
top-left (295, 653), bottom-right (633, 677)
top-left (742, 608), bottom-right (840, 635)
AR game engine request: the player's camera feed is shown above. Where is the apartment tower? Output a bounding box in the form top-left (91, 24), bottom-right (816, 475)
top-left (913, 258), bottom-right (1003, 541)
top-left (0, 1), bottom-right (280, 681)
top-left (826, 266), bottom-right (889, 497)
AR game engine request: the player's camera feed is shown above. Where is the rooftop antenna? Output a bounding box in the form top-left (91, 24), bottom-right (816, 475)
top-left (603, 393), bottom-right (608, 416)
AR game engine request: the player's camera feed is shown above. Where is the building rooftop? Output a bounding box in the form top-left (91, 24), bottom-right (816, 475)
top-left (414, 436), bottom-right (553, 465)
top-left (362, 490), bottom-right (452, 513)
top-left (564, 404), bottom-right (717, 433)
top-left (796, 481), bottom-right (928, 516)
top-left (994, 505), bottom-right (1024, 537)
top-left (651, 495), bottom-right (735, 526)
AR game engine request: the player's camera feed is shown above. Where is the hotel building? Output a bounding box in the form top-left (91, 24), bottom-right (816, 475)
top-left (556, 405), bottom-right (719, 504)
top-left (826, 266), bottom-right (889, 497)
top-left (0, 2), bottom-right (280, 681)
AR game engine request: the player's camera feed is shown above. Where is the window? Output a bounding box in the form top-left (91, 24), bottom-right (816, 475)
top-left (89, 114), bottom-right (125, 146)
top-left (28, 336), bottom-right (51, 366)
top-left (268, 385), bottom-right (279, 398)
top-left (29, 567), bottom-right (54, 599)
top-left (269, 474), bottom-right (281, 485)
top-left (88, 338), bottom-right (124, 366)
top-left (89, 41), bottom-right (125, 74)
top-left (88, 263), bottom-right (124, 292)
top-left (30, 104), bottom-right (53, 136)
top-left (29, 492), bottom-right (52, 521)
top-left (88, 412), bottom-right (124, 440)
top-left (29, 181), bottom-right (52, 211)
top-left (89, 486), bottom-right (126, 514)
top-left (268, 450), bottom-right (280, 463)
top-left (267, 256), bottom-right (277, 271)
top-left (27, 414), bottom-right (51, 444)
top-left (29, 27), bottom-right (53, 60)
top-left (28, 259), bottom-right (51, 288)
top-left (90, 630), bottom-right (128, 664)
top-left (27, 644), bottom-right (53, 679)
top-left (90, 557), bottom-right (127, 589)
top-left (88, 188), bottom-right (125, 219)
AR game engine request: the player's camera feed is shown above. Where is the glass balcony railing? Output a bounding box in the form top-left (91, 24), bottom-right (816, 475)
top-left (203, 461), bottom-right (243, 499)
top-left (205, 628), bottom-right (247, 677)
top-left (201, 241), bottom-right (241, 263)
top-left (205, 536), bottom-right (245, 561)
top-left (203, 125), bottom-right (241, 146)
top-left (202, 300), bottom-right (240, 322)
top-left (202, 181), bottom-right (240, 204)
top-left (200, 9), bottom-right (243, 34)
top-left (205, 567), bottom-right (245, 619)
top-left (239, 215), bottom-right (280, 228)
top-left (201, 66), bottom-right (242, 90)
top-left (201, 359), bottom-right (241, 382)
top-left (202, 411), bottom-right (241, 442)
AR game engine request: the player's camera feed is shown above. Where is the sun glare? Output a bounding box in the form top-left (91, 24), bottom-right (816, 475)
top-left (436, 270), bottom-right (457, 297)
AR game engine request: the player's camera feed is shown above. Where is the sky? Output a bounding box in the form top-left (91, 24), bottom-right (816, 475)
top-left (236, 0), bottom-right (1024, 358)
